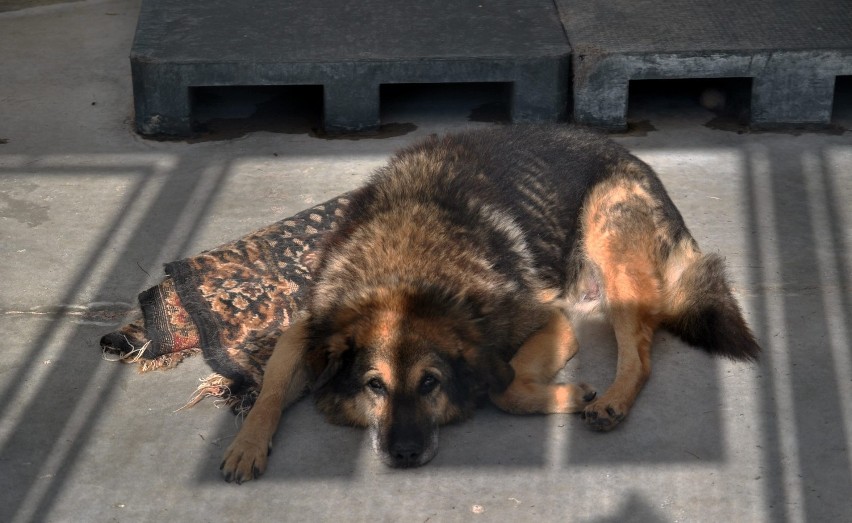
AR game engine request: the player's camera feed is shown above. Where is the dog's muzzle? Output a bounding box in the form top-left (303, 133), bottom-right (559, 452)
top-left (373, 422), bottom-right (439, 468)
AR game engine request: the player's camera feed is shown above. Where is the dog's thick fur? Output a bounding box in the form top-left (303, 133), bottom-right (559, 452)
top-left (220, 125), bottom-right (759, 483)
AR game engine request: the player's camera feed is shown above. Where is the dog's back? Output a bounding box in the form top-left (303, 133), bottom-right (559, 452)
top-left (324, 126), bottom-right (637, 287)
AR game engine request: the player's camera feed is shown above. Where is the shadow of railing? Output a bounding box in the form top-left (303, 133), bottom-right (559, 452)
top-left (0, 153), bottom-right (254, 521)
top-left (743, 140), bottom-right (852, 522)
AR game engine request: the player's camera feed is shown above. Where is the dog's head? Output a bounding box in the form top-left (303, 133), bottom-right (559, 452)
top-left (305, 286), bottom-right (514, 468)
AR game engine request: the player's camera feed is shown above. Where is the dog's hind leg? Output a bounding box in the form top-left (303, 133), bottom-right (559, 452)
top-left (220, 316), bottom-right (310, 483)
top-left (582, 298), bottom-right (657, 431)
top-left (579, 176), bottom-right (663, 431)
top-left (490, 308), bottom-right (596, 414)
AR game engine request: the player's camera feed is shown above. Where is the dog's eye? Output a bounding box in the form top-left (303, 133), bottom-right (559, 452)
top-left (366, 378), bottom-right (386, 394)
top-left (419, 375), bottom-right (439, 395)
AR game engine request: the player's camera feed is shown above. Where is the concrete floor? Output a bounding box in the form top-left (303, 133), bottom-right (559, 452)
top-left (1, 1), bottom-right (851, 521)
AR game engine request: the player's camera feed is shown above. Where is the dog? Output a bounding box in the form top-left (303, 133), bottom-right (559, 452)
top-left (220, 125), bottom-right (759, 483)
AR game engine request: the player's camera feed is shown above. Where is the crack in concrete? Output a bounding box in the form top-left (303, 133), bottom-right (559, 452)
top-left (2, 302), bottom-right (137, 324)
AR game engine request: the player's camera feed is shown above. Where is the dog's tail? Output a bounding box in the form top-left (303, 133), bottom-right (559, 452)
top-left (661, 249), bottom-right (760, 361)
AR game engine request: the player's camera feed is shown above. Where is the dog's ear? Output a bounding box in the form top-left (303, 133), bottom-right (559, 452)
top-left (483, 352), bottom-right (515, 393)
top-left (306, 333), bottom-right (351, 390)
top-left (460, 345), bottom-right (515, 395)
top-left (451, 310), bottom-right (515, 394)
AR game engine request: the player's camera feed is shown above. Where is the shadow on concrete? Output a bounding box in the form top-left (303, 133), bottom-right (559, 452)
top-left (624, 81), bottom-right (852, 521)
top-left (584, 491), bottom-right (669, 523)
top-left (0, 157), bottom-right (222, 520)
top-left (566, 324), bottom-right (725, 465)
top-left (742, 141), bottom-right (852, 521)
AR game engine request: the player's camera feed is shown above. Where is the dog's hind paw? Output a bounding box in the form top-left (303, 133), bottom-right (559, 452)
top-left (220, 437), bottom-right (270, 484)
top-left (582, 397), bottom-right (628, 431)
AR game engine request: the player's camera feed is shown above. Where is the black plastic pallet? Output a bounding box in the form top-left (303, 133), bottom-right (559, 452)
top-left (557, 0), bottom-right (852, 129)
top-left (131, 0), bottom-right (852, 136)
top-left (130, 0), bottom-right (570, 136)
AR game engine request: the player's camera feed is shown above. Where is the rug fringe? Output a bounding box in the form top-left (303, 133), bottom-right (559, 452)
top-left (178, 373), bottom-right (233, 412)
top-left (176, 373), bottom-right (258, 418)
top-left (136, 348), bottom-right (201, 372)
top-left (100, 340), bottom-right (201, 373)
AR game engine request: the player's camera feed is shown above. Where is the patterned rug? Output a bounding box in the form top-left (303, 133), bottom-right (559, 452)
top-left (100, 194), bottom-right (352, 414)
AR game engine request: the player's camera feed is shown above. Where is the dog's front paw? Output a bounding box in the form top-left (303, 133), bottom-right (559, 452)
top-left (220, 437), bottom-right (270, 484)
top-left (578, 383), bottom-right (598, 403)
top-left (582, 397), bottom-right (628, 431)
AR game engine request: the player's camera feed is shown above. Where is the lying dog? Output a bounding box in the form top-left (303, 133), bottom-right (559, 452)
top-left (220, 125), bottom-right (759, 483)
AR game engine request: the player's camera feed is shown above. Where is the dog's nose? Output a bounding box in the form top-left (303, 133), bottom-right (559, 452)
top-left (390, 442), bottom-right (423, 467)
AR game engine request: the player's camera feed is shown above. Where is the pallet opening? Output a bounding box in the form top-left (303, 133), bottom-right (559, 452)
top-left (190, 85), bottom-right (324, 138)
top-left (627, 77), bottom-right (753, 129)
top-left (380, 82), bottom-right (511, 124)
top-left (831, 76), bottom-right (852, 130)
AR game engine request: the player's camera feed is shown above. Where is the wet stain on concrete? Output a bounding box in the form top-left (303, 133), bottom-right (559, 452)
top-left (612, 119), bottom-right (657, 137)
top-left (0, 191), bottom-right (50, 228)
top-left (309, 123), bottom-right (417, 141)
top-left (705, 116), bottom-right (848, 136)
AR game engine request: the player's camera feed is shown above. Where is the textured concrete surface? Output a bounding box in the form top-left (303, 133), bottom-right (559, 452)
top-left (1, 1), bottom-right (851, 522)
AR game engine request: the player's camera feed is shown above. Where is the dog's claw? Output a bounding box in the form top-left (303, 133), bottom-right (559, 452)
top-left (221, 438), bottom-right (269, 484)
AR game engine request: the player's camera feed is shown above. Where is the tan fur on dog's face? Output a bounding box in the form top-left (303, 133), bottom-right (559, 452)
top-left (308, 289), bottom-right (506, 468)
